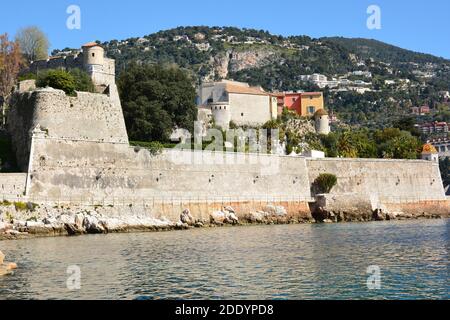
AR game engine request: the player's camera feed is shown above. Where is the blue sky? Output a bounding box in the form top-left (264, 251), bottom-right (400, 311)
top-left (1, 0), bottom-right (449, 58)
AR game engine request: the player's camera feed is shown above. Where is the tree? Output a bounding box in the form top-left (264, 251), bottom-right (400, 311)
top-left (375, 129), bottom-right (421, 159)
top-left (37, 70), bottom-right (76, 95)
top-left (36, 69), bottom-right (95, 95)
top-left (313, 173), bottom-right (338, 194)
top-left (439, 157), bottom-right (450, 189)
top-left (15, 26), bottom-right (49, 63)
top-left (118, 63), bottom-right (197, 142)
top-left (0, 33), bottom-right (24, 127)
top-left (68, 68), bottom-right (95, 93)
top-left (393, 117), bottom-right (420, 137)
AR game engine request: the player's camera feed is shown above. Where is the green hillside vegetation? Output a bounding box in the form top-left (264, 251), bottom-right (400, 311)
top-left (68, 26), bottom-right (450, 130)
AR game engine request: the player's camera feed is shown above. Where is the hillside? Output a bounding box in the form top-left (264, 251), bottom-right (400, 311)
top-left (321, 37), bottom-right (449, 66)
top-left (53, 26), bottom-right (450, 128)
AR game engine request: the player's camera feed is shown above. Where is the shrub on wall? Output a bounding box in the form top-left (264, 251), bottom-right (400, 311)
top-left (130, 141), bottom-right (164, 156)
top-left (37, 70), bottom-right (76, 95)
top-left (313, 173), bottom-right (337, 194)
top-left (36, 69), bottom-right (95, 95)
top-left (68, 68), bottom-right (96, 93)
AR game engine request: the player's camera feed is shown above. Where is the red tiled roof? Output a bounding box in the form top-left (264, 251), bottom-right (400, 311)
top-left (301, 92), bottom-right (322, 96)
top-left (225, 84), bottom-right (268, 96)
top-left (82, 42), bottom-right (101, 48)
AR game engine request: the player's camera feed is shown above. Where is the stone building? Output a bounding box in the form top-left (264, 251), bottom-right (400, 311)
top-left (421, 143), bottom-right (439, 162)
top-left (314, 109), bottom-right (330, 135)
top-left (197, 80), bottom-right (277, 129)
top-left (27, 42), bottom-right (115, 93)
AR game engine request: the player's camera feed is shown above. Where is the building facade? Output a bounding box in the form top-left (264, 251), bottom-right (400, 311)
top-left (428, 138), bottom-right (450, 158)
top-left (418, 122), bottom-right (449, 135)
top-left (197, 80), bottom-right (277, 129)
top-left (274, 92), bottom-right (325, 117)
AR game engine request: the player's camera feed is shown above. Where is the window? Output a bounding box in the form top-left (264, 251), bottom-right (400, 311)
top-left (241, 113), bottom-right (244, 117)
top-left (92, 53), bottom-right (95, 57)
top-left (307, 106), bottom-right (315, 114)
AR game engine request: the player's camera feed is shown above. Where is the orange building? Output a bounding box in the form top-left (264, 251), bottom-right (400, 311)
top-left (274, 92), bottom-right (324, 116)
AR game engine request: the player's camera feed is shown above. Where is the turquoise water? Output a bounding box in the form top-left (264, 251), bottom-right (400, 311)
top-left (0, 219), bottom-right (448, 300)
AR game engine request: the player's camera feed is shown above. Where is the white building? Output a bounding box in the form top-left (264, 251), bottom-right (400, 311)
top-left (197, 80), bottom-right (277, 129)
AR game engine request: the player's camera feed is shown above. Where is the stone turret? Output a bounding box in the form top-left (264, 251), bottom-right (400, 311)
top-left (421, 143), bottom-right (439, 162)
top-left (82, 42), bottom-right (105, 67)
top-left (314, 109), bottom-right (330, 135)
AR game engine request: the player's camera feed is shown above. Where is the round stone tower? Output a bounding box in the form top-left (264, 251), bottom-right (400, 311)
top-left (210, 103), bottom-right (231, 130)
top-left (82, 42), bottom-right (104, 67)
top-left (314, 109), bottom-right (330, 135)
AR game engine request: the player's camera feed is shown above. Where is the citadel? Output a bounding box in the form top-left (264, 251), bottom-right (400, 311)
top-left (0, 43), bottom-right (448, 237)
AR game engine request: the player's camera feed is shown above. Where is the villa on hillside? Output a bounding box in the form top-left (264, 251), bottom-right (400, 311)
top-left (197, 80), bottom-right (326, 130)
top-left (273, 91), bottom-right (324, 116)
top-left (197, 80), bottom-right (278, 129)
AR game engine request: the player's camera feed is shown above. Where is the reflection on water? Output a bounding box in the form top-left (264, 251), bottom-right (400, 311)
top-left (0, 219), bottom-right (449, 300)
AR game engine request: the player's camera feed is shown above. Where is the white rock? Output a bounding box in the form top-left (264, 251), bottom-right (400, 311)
top-left (74, 213), bottom-right (84, 229)
top-left (223, 206), bottom-right (235, 213)
top-left (248, 211), bottom-right (264, 222)
top-left (225, 211), bottom-right (239, 224)
top-left (42, 217), bottom-right (57, 225)
top-left (12, 220), bottom-right (26, 228)
top-left (58, 214), bottom-right (75, 224)
top-left (25, 221), bottom-right (45, 228)
top-left (180, 209), bottom-right (195, 225)
top-left (99, 218), bottom-right (125, 231)
top-left (83, 215), bottom-right (104, 233)
top-left (264, 205), bottom-right (287, 216)
top-left (210, 211), bottom-right (226, 224)
top-left (0, 221), bottom-right (12, 232)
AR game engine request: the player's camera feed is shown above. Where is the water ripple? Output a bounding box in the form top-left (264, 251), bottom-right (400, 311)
top-left (0, 219), bottom-right (449, 300)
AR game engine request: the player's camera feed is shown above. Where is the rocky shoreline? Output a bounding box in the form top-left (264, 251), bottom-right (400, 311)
top-left (0, 200), bottom-right (447, 241)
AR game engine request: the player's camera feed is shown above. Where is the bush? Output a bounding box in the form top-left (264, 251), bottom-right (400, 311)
top-left (37, 70), bottom-right (76, 95)
top-left (130, 141), bottom-right (164, 156)
top-left (35, 69), bottom-right (95, 95)
top-left (313, 173), bottom-right (337, 194)
top-left (68, 68), bottom-right (96, 93)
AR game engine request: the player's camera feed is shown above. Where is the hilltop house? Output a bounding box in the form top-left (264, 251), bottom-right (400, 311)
top-left (197, 80), bottom-right (277, 129)
top-left (418, 122), bottom-right (449, 135)
top-left (273, 91), bottom-right (325, 116)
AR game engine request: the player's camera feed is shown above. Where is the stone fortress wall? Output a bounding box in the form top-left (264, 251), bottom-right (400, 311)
top-left (0, 173), bottom-right (27, 198)
top-left (1, 44), bottom-right (448, 222)
top-left (1, 87), bottom-right (448, 219)
top-left (7, 87), bottom-right (128, 172)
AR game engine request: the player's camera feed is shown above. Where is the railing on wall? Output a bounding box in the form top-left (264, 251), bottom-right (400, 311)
top-left (0, 195), bottom-right (317, 207)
